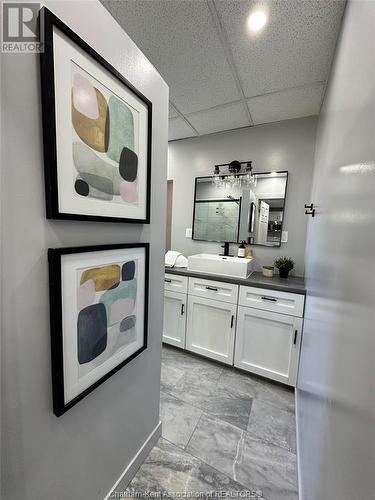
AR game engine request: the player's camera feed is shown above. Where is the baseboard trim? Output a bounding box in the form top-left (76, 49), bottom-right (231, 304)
top-left (295, 390), bottom-right (303, 500)
top-left (103, 421), bottom-right (162, 500)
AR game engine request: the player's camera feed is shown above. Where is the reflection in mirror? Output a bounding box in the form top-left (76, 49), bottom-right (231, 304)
top-left (192, 171), bottom-right (288, 247)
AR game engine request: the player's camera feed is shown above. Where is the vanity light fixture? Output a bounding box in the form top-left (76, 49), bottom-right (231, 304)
top-left (244, 161), bottom-right (257, 187)
top-left (227, 161), bottom-right (242, 187)
top-left (212, 160), bottom-right (257, 188)
top-left (247, 8), bottom-right (268, 33)
top-left (212, 165), bottom-right (221, 187)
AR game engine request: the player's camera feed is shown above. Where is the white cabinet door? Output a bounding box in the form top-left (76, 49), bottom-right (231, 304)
top-left (235, 306), bottom-right (303, 386)
top-left (163, 291), bottom-right (187, 348)
top-left (186, 295), bottom-right (236, 364)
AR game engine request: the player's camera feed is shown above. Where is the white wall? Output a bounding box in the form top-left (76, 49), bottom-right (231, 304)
top-left (0, 1), bottom-right (168, 499)
top-left (297, 1), bottom-right (375, 499)
top-left (168, 117), bottom-right (317, 276)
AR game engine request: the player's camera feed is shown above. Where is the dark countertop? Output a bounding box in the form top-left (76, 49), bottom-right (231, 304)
top-left (165, 267), bottom-right (305, 295)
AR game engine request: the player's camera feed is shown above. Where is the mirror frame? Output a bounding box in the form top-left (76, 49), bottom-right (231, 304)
top-left (191, 170), bottom-right (289, 247)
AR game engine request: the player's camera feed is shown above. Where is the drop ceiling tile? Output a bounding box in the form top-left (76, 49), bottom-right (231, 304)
top-left (248, 84), bottom-right (324, 125)
top-left (169, 117), bottom-right (197, 141)
top-left (102, 0), bottom-right (240, 114)
top-left (216, 0), bottom-right (345, 97)
top-left (188, 102), bottom-right (249, 136)
top-left (169, 105), bottom-right (178, 119)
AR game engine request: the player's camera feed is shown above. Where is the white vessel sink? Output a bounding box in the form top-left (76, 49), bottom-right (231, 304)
top-left (188, 253), bottom-right (253, 279)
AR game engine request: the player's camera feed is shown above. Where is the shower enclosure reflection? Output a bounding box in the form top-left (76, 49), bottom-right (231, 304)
top-left (192, 171), bottom-right (288, 247)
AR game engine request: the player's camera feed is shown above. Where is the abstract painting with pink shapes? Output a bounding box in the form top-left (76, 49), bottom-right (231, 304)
top-left (76, 259), bottom-right (137, 378)
top-left (71, 62), bottom-right (139, 206)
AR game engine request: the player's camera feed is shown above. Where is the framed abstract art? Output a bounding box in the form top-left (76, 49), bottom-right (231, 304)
top-left (39, 8), bottom-right (152, 223)
top-left (48, 243), bottom-right (149, 416)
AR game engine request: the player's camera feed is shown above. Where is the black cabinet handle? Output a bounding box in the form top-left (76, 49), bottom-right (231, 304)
top-left (164, 278), bottom-right (172, 283)
top-left (230, 315), bottom-right (234, 328)
top-left (261, 296), bottom-right (277, 302)
top-left (293, 330), bottom-right (298, 345)
top-left (181, 303), bottom-right (185, 316)
top-left (206, 286), bottom-right (218, 292)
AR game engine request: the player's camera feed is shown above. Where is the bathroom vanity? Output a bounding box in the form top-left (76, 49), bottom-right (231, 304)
top-left (164, 168), bottom-right (305, 387)
top-left (163, 267), bottom-right (305, 387)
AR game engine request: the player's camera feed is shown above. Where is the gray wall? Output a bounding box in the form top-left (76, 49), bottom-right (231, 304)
top-left (297, 1), bottom-right (375, 499)
top-left (168, 116), bottom-right (317, 276)
top-left (0, 1), bottom-right (168, 499)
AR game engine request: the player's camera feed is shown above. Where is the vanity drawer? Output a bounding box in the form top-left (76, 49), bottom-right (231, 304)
top-left (188, 277), bottom-right (238, 304)
top-left (238, 285), bottom-right (304, 317)
top-left (164, 273), bottom-right (188, 293)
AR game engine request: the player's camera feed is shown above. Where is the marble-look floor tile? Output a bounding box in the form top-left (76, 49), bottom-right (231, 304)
top-left (160, 361), bottom-right (184, 392)
top-left (247, 399), bottom-right (296, 453)
top-left (162, 345), bottom-right (202, 365)
top-left (187, 414), bottom-right (298, 500)
top-left (217, 368), bottom-right (260, 398)
top-left (189, 362), bottom-right (224, 382)
top-left (160, 391), bottom-right (202, 449)
top-left (162, 346), bottom-right (224, 382)
top-left (256, 382), bottom-right (295, 414)
top-left (218, 368), bottom-right (295, 413)
top-left (161, 345), bottom-right (188, 362)
top-left (202, 387), bottom-right (253, 430)
top-left (169, 372), bottom-right (253, 429)
top-left (126, 437), bottom-right (266, 499)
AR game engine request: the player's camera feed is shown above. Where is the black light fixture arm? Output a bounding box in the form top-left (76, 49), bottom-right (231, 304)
top-left (214, 160), bottom-right (253, 175)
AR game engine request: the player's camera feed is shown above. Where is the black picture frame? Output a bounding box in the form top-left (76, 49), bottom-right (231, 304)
top-left (39, 8), bottom-right (152, 224)
top-left (48, 243), bottom-right (149, 416)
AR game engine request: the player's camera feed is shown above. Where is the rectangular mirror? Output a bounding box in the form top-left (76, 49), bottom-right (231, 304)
top-left (192, 171), bottom-right (288, 247)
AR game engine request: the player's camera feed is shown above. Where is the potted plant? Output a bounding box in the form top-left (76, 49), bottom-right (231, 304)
top-left (274, 256), bottom-right (294, 279)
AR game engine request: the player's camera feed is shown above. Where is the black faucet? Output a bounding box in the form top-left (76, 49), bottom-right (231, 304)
top-left (220, 242), bottom-right (230, 256)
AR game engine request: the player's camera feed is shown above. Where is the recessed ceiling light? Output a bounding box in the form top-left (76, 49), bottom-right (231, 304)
top-left (247, 9), bottom-right (268, 33)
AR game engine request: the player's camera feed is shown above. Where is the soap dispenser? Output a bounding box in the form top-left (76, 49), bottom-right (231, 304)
top-left (238, 241), bottom-right (246, 258)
